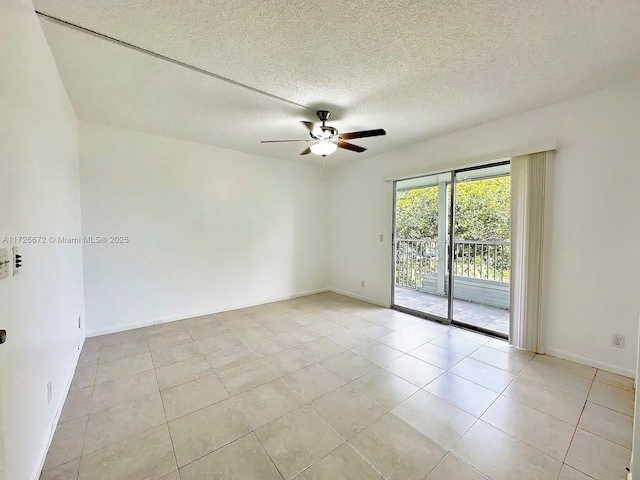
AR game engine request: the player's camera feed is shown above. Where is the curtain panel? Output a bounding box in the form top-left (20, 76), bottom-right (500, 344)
top-left (509, 151), bottom-right (550, 352)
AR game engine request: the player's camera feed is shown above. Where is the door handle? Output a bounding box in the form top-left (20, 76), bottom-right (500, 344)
top-left (0, 329), bottom-right (6, 344)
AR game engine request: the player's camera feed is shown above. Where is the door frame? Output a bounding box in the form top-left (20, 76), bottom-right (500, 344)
top-left (391, 160), bottom-right (510, 339)
top-left (391, 174), bottom-right (450, 325)
top-left (0, 344), bottom-right (5, 479)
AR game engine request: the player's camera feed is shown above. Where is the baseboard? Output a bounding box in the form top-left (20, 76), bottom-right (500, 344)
top-left (290, 288), bottom-right (330, 299)
top-left (86, 288), bottom-right (331, 337)
top-left (83, 288), bottom-right (637, 380)
top-left (545, 347), bottom-right (636, 378)
top-left (327, 288), bottom-right (391, 308)
top-left (32, 336), bottom-right (85, 480)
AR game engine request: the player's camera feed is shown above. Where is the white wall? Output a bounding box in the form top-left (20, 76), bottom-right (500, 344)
top-left (632, 308), bottom-right (640, 480)
top-left (327, 82), bottom-right (640, 376)
top-left (0, 1), bottom-right (85, 479)
top-left (80, 122), bottom-right (328, 335)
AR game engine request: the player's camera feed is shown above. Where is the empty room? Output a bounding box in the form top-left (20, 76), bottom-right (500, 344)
top-left (2, 1), bottom-right (640, 479)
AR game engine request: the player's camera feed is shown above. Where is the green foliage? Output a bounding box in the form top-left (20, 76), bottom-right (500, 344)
top-left (395, 186), bottom-right (438, 239)
top-left (395, 176), bottom-right (510, 241)
top-left (454, 177), bottom-right (510, 241)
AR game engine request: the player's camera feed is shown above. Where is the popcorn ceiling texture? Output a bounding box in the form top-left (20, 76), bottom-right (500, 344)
top-left (34, 0), bottom-right (640, 166)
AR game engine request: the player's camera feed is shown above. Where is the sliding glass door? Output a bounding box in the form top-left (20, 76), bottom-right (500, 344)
top-left (393, 172), bottom-right (451, 320)
top-left (451, 165), bottom-right (511, 336)
top-left (392, 162), bottom-right (511, 338)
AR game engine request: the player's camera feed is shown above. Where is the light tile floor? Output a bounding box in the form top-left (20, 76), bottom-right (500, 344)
top-left (395, 287), bottom-right (510, 335)
top-left (42, 292), bottom-right (634, 480)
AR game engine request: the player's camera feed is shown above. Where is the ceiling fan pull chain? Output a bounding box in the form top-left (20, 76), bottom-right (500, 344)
top-left (323, 156), bottom-right (326, 180)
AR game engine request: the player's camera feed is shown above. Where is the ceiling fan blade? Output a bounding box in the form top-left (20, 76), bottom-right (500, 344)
top-left (339, 129), bottom-right (386, 140)
top-left (261, 139), bottom-right (312, 143)
top-left (300, 147), bottom-right (311, 155)
top-left (301, 121), bottom-right (315, 133)
top-left (337, 141), bottom-right (366, 153)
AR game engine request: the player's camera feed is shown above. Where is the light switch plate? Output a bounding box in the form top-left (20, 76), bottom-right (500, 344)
top-left (0, 248), bottom-right (9, 280)
top-left (12, 246), bottom-right (20, 276)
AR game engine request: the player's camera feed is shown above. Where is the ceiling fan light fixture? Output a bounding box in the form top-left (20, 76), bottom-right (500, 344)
top-left (261, 110), bottom-right (385, 156)
top-left (310, 139), bottom-right (338, 156)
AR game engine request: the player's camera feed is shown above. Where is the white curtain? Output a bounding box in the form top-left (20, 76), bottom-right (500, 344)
top-left (509, 151), bottom-right (550, 352)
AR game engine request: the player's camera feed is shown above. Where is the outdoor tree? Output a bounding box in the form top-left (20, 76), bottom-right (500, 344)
top-left (395, 186), bottom-right (439, 239)
top-left (395, 176), bottom-right (510, 241)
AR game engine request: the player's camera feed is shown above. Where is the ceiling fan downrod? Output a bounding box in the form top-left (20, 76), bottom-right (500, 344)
top-left (316, 110), bottom-right (331, 125)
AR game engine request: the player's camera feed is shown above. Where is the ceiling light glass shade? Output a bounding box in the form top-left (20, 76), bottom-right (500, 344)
top-left (310, 140), bottom-right (338, 156)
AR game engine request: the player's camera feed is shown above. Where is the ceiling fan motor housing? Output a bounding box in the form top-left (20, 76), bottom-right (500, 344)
top-left (319, 125), bottom-right (338, 138)
top-left (316, 110), bottom-right (331, 123)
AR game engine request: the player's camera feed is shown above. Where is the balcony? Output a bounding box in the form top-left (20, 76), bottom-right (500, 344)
top-left (395, 238), bottom-right (510, 335)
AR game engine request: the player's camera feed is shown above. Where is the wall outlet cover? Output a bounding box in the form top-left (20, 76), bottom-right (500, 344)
top-left (12, 246), bottom-right (20, 275)
top-left (612, 334), bottom-right (625, 349)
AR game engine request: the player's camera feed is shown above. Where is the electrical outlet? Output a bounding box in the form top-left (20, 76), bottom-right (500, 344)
top-left (47, 380), bottom-right (52, 404)
top-left (361, 280), bottom-right (365, 287)
top-left (379, 234), bottom-right (384, 242)
top-left (612, 334), bottom-right (625, 349)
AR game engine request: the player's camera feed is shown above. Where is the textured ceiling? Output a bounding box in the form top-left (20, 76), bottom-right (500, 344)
top-left (35, 0), bottom-right (640, 166)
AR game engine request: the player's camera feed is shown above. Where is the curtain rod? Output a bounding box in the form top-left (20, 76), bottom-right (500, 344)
top-left (383, 140), bottom-right (557, 182)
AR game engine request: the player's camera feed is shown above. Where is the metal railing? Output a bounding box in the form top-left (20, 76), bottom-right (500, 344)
top-left (395, 238), bottom-right (510, 289)
top-left (395, 239), bottom-right (439, 289)
top-left (452, 240), bottom-right (510, 282)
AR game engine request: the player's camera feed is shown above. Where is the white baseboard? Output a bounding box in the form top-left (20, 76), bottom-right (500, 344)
top-left (327, 288), bottom-right (391, 308)
top-left (84, 288), bottom-right (636, 380)
top-left (86, 288), bottom-right (331, 337)
top-left (546, 347), bottom-right (636, 378)
top-left (290, 288), bottom-right (330, 299)
top-left (32, 336), bottom-right (85, 480)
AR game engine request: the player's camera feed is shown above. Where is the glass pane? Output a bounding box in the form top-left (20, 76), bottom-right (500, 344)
top-left (452, 164), bottom-right (511, 335)
top-left (393, 173), bottom-right (450, 320)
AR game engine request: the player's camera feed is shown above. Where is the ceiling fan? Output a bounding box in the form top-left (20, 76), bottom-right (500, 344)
top-left (261, 110), bottom-right (386, 156)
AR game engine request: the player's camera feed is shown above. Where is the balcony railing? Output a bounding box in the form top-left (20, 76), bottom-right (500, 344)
top-left (395, 239), bottom-right (438, 289)
top-left (395, 238), bottom-right (510, 290)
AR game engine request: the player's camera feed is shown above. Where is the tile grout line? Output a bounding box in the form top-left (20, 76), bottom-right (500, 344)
top-left (568, 368), bottom-right (635, 449)
top-left (209, 342), bottom-right (375, 478)
top-left (53, 294), bottom-right (632, 480)
top-left (560, 372), bottom-right (596, 479)
top-left (387, 345), bottom-right (553, 479)
top-left (251, 431), bottom-right (287, 480)
top-left (164, 363), bottom-right (254, 476)
top-left (73, 366), bottom-right (210, 461)
top-left (452, 350), bottom-right (569, 464)
top-left (153, 365), bottom-right (181, 479)
top-left (367, 333), bottom-right (503, 477)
